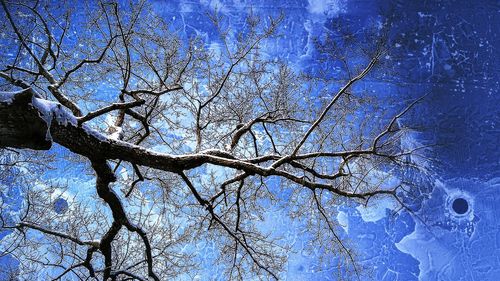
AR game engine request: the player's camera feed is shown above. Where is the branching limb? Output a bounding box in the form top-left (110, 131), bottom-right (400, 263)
top-left (179, 171), bottom-right (279, 280)
top-left (15, 222), bottom-right (98, 247)
top-left (77, 99), bottom-right (145, 125)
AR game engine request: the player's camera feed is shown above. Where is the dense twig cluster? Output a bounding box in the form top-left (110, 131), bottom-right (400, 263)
top-left (0, 1), bottom-right (427, 280)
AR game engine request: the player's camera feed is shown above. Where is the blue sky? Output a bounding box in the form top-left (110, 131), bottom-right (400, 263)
top-left (1, 0), bottom-right (500, 280)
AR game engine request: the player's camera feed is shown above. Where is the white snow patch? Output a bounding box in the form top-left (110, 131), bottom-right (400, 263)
top-left (82, 125), bottom-right (109, 142)
top-left (109, 126), bottom-right (122, 140)
top-left (30, 97), bottom-right (78, 141)
top-left (31, 95), bottom-right (113, 144)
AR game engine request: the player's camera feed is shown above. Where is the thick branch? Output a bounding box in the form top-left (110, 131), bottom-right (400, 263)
top-left (0, 90), bottom-right (399, 200)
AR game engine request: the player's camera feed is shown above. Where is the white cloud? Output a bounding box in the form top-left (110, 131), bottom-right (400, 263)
top-left (356, 196), bottom-right (397, 222)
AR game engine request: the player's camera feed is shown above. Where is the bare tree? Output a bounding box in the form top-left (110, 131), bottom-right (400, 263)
top-left (0, 1), bottom-right (426, 280)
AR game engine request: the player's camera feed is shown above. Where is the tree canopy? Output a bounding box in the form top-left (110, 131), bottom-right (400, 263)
top-left (0, 1), bottom-right (426, 280)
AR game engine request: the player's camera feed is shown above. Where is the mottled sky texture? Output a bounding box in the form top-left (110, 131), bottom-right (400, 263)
top-left (159, 1), bottom-right (500, 279)
top-left (1, 0), bottom-right (500, 280)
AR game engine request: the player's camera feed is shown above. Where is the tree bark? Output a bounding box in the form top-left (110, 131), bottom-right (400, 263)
top-left (0, 89), bottom-right (51, 150)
